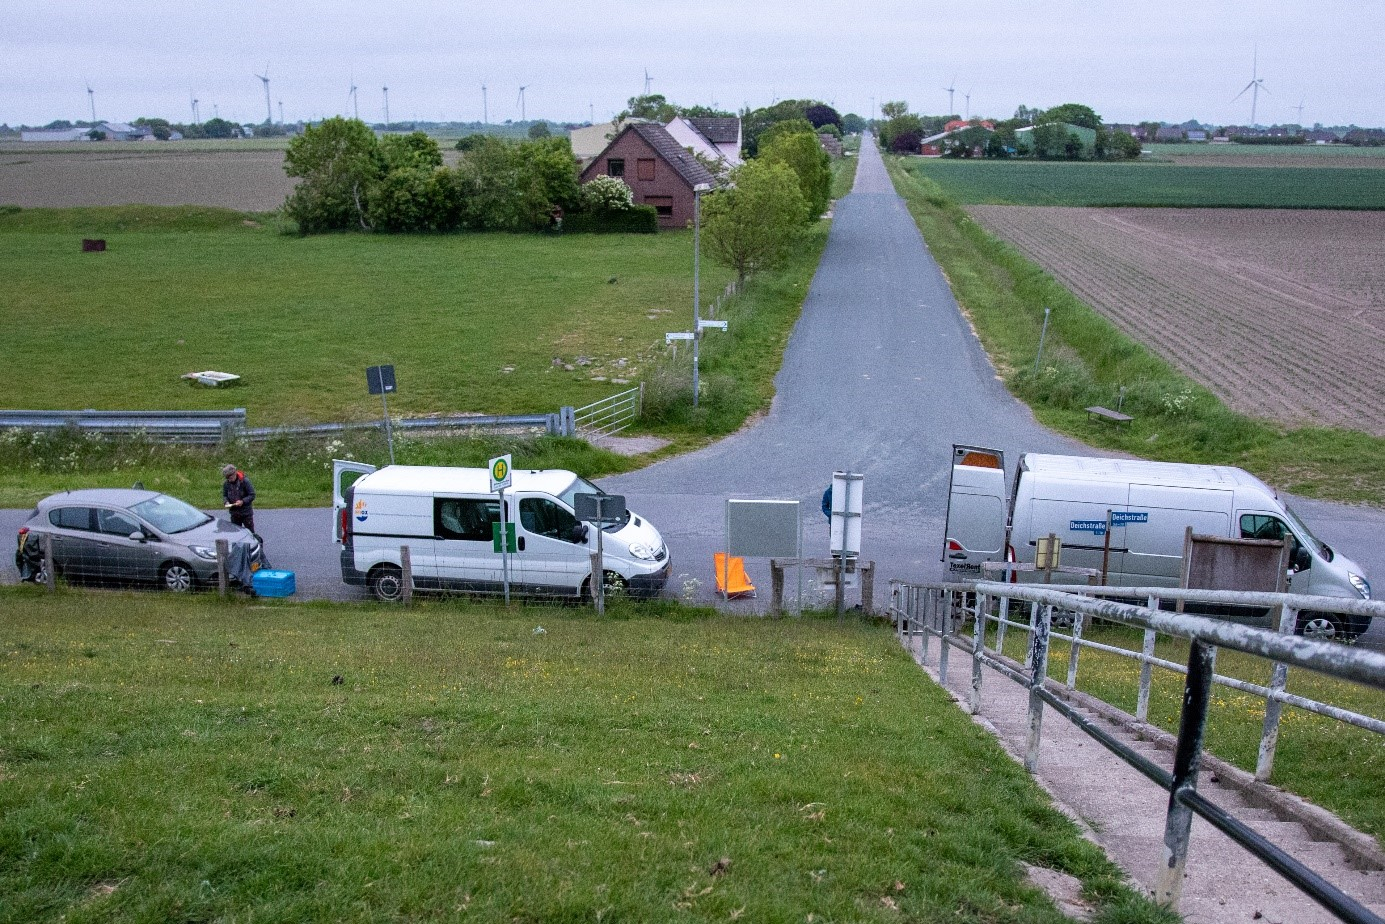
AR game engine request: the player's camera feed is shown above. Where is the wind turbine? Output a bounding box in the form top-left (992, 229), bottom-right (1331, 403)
top-left (255, 65), bottom-right (272, 124)
top-left (943, 76), bottom-right (956, 116)
top-left (517, 85), bottom-right (527, 121)
top-left (1293, 98), bottom-right (1305, 126)
top-left (85, 82), bottom-right (96, 124)
top-left (964, 92), bottom-right (971, 121)
top-left (643, 68), bottom-right (652, 96)
top-left (190, 92), bottom-right (199, 125)
top-left (278, 100), bottom-right (284, 125)
top-left (1232, 48), bottom-right (1269, 126)
top-left (481, 82), bottom-right (487, 124)
top-left (382, 86), bottom-right (390, 128)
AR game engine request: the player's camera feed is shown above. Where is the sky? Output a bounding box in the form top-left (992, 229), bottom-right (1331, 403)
top-left (3, 1), bottom-right (1381, 129)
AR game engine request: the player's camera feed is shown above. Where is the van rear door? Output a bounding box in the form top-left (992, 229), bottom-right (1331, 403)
top-left (943, 445), bottom-right (1007, 576)
top-left (332, 460), bottom-right (376, 542)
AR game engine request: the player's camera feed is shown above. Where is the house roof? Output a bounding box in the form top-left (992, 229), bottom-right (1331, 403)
top-left (625, 122), bottom-right (716, 188)
top-left (687, 117), bottom-right (739, 145)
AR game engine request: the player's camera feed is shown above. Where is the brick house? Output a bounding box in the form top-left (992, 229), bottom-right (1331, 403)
top-left (579, 122), bottom-right (716, 229)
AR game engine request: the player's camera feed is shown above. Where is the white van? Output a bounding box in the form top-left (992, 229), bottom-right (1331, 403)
top-left (333, 462), bottom-right (671, 602)
top-left (944, 445), bottom-right (1372, 639)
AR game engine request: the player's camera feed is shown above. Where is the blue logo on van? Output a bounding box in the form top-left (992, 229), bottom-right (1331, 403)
top-left (354, 499), bottom-right (368, 523)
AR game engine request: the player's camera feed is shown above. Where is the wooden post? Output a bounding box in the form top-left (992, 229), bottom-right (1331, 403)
top-left (770, 560), bottom-right (785, 617)
top-left (215, 539), bottom-right (229, 597)
top-left (41, 533), bottom-right (56, 591)
top-left (860, 562), bottom-right (875, 616)
top-left (400, 545), bottom-right (414, 606)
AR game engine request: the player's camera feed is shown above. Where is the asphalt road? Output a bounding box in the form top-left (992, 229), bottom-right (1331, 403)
top-left (4, 133), bottom-right (1382, 645)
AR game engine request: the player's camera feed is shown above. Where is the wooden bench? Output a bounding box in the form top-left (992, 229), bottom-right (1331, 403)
top-left (1085, 406), bottom-right (1134, 427)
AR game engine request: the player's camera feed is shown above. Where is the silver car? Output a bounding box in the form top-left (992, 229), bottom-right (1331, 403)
top-left (15, 488), bottom-right (260, 591)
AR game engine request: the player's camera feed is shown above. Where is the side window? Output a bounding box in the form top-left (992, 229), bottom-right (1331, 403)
top-left (519, 497), bottom-right (579, 542)
top-left (98, 509), bottom-right (141, 536)
top-left (49, 507), bottom-right (94, 531)
top-left (435, 498), bottom-right (500, 542)
top-left (1240, 514), bottom-right (1288, 542)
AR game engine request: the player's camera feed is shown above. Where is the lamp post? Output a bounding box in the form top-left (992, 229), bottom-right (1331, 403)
top-left (692, 181), bottom-right (711, 406)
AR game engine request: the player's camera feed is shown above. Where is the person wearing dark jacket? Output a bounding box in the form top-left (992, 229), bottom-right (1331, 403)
top-left (222, 464), bottom-right (257, 534)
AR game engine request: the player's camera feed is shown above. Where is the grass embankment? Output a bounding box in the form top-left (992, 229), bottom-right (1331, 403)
top-left (0, 591), bottom-right (1173, 923)
top-left (0, 203), bottom-right (826, 506)
top-left (831, 151), bottom-right (859, 199)
top-left (912, 159), bottom-right (1385, 208)
top-left (989, 621), bottom-right (1385, 844)
top-left (886, 159), bottom-right (1385, 505)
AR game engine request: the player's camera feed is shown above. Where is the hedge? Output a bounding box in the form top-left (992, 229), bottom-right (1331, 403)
top-left (563, 205), bottom-right (659, 234)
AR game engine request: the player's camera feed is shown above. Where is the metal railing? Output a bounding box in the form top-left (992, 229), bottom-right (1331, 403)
top-left (571, 385), bottom-right (643, 439)
top-left (0, 409), bottom-right (246, 444)
top-left (890, 579), bottom-right (1385, 923)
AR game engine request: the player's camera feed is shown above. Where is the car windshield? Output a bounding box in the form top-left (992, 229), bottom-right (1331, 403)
top-left (131, 494), bottom-right (212, 534)
top-left (1282, 502), bottom-right (1331, 560)
top-left (558, 477), bottom-right (630, 529)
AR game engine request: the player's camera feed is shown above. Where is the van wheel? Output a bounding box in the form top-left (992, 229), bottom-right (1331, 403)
top-left (1298, 611), bottom-right (1344, 641)
top-left (586, 571), bottom-right (628, 601)
top-left (161, 561), bottom-right (196, 593)
top-left (369, 564), bottom-right (405, 603)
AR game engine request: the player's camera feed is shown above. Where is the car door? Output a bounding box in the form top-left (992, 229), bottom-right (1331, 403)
top-left (94, 507), bottom-right (161, 582)
top-left (514, 494), bottom-right (589, 596)
top-left (44, 505), bottom-right (102, 578)
top-left (433, 496), bottom-right (504, 593)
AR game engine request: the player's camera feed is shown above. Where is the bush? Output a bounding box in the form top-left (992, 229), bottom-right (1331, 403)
top-left (564, 206), bottom-right (658, 234)
top-left (580, 175), bottom-right (634, 212)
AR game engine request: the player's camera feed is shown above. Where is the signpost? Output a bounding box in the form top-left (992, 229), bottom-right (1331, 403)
top-left (830, 472), bottom-right (864, 619)
top-left (490, 454), bottom-right (513, 604)
top-left (365, 364), bottom-right (398, 463)
top-left (574, 493), bottom-right (626, 614)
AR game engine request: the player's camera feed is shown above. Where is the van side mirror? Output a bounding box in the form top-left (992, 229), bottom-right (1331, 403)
top-left (1293, 545), bottom-right (1312, 572)
top-left (570, 523), bottom-right (590, 544)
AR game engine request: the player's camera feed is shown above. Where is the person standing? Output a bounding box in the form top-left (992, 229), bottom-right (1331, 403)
top-left (222, 464), bottom-right (257, 534)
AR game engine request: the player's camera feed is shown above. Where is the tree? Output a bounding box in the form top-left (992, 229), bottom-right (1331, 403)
top-left (201, 117), bottom-right (237, 139)
top-left (1013, 104), bottom-right (1040, 124)
top-left (619, 94), bottom-right (679, 123)
top-left (368, 166), bottom-right (463, 232)
top-left (381, 131), bottom-right (442, 170)
top-left (527, 121), bottom-right (551, 139)
top-left (700, 160), bottom-right (805, 284)
top-left (86, 129), bottom-right (106, 141)
top-left (759, 130), bottom-right (831, 221)
top-left (841, 113), bottom-right (866, 134)
top-left (134, 117), bottom-right (173, 140)
top-left (758, 118), bottom-right (816, 151)
top-left (804, 103), bottom-right (843, 132)
top-left (1039, 103), bottom-right (1102, 130)
top-left (283, 117), bottom-right (384, 232)
top-left (741, 99), bottom-right (821, 156)
top-left (879, 100), bottom-right (910, 120)
top-left (682, 104), bottom-right (734, 118)
top-left (1103, 128), bottom-right (1142, 159)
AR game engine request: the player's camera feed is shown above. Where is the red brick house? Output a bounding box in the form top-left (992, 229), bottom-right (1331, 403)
top-left (579, 122), bottom-right (716, 229)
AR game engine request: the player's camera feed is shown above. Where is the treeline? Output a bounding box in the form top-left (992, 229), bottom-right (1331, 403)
top-left (876, 101), bottom-right (1141, 160)
top-left (283, 117), bottom-right (653, 234)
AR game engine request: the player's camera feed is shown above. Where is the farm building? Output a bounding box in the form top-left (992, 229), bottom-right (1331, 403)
top-left (1016, 122), bottom-right (1098, 155)
top-left (570, 120), bottom-right (640, 163)
top-left (919, 123), bottom-right (995, 156)
top-left (580, 122), bottom-right (716, 229)
top-left (21, 122), bottom-right (152, 142)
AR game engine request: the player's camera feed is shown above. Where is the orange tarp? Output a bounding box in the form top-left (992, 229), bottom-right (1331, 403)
top-left (713, 553), bottom-right (756, 598)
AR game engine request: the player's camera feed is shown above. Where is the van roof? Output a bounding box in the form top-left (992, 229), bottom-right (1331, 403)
top-left (358, 465), bottom-right (579, 497)
top-left (1021, 454), bottom-right (1271, 493)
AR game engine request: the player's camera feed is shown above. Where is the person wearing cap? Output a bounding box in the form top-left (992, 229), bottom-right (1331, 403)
top-left (222, 464), bottom-right (257, 534)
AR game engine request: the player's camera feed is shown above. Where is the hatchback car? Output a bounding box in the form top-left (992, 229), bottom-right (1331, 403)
top-left (15, 488), bottom-right (261, 591)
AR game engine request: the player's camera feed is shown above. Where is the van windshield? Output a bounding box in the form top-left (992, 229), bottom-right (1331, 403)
top-left (559, 477), bottom-right (630, 529)
top-left (1282, 503), bottom-right (1331, 560)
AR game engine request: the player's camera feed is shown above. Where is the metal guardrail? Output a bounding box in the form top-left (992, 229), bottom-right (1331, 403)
top-left (244, 412), bottom-right (562, 442)
top-left (571, 385), bottom-right (643, 439)
top-left (889, 579), bottom-right (1385, 923)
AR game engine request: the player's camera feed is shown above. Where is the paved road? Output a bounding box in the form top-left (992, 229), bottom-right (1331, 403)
top-left (3, 133), bottom-right (1382, 645)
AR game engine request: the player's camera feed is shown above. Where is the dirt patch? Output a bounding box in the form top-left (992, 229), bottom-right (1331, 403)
top-left (588, 434), bottom-right (670, 456)
top-left (967, 206), bottom-right (1385, 435)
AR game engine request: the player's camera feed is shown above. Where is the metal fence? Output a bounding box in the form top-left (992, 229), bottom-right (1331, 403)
top-left (570, 385), bottom-right (643, 440)
top-left (889, 579), bottom-right (1385, 922)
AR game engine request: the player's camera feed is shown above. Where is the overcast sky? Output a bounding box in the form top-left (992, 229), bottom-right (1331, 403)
top-left (3, 1), bottom-right (1381, 129)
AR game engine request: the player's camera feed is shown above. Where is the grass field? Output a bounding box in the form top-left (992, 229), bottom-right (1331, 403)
top-left (885, 158), bottom-right (1385, 505)
top-left (0, 590), bottom-right (1172, 923)
top-left (1150, 143), bottom-right (1385, 163)
top-left (904, 159), bottom-right (1385, 208)
top-left (989, 620), bottom-right (1385, 844)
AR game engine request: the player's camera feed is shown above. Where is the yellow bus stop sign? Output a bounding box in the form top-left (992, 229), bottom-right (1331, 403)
top-left (489, 454), bottom-right (512, 492)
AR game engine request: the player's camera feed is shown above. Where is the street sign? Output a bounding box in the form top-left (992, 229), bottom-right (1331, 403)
top-left (489, 454), bottom-right (512, 492)
top-left (573, 493), bottom-right (626, 523)
top-left (1036, 535), bottom-right (1063, 570)
top-left (492, 521), bottom-right (517, 553)
top-left (365, 364), bottom-right (397, 395)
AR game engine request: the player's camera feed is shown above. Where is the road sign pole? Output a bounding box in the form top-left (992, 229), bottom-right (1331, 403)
top-left (380, 389), bottom-right (395, 464)
top-left (594, 496), bottom-right (606, 614)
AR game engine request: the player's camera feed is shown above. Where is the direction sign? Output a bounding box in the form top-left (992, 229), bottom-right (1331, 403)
top-left (365, 364), bottom-right (397, 395)
top-left (492, 521), bottom-right (517, 553)
top-left (489, 454), bottom-right (512, 492)
top-left (573, 492), bottom-right (626, 523)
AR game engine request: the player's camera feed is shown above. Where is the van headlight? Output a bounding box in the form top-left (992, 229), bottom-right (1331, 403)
top-left (191, 545), bottom-right (218, 561)
top-left (1349, 572), bottom-right (1371, 599)
top-left (629, 542), bottom-right (657, 561)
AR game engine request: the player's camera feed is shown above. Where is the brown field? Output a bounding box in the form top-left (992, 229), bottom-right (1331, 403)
top-left (967, 206), bottom-right (1385, 435)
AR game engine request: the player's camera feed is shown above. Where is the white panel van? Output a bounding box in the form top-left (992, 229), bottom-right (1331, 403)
top-left (333, 462), bottom-right (671, 602)
top-left (943, 446), bottom-right (1373, 639)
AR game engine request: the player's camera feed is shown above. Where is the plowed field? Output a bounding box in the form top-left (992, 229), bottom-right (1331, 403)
top-left (967, 206), bottom-right (1385, 434)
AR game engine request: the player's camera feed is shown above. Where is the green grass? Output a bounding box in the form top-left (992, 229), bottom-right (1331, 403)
top-left (0, 591), bottom-right (1173, 923)
top-left (831, 154), bottom-right (859, 200)
top-left (904, 159), bottom-right (1385, 208)
top-left (1151, 143), bottom-right (1385, 160)
top-left (988, 619), bottom-right (1385, 844)
top-left (885, 158), bottom-right (1385, 505)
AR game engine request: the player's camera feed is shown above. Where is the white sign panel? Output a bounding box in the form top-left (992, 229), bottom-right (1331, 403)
top-left (830, 471), bottom-right (863, 558)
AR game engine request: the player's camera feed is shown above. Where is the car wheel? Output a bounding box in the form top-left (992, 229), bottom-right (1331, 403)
top-left (1298, 611), bottom-right (1344, 642)
top-left (369, 564), bottom-right (405, 603)
top-left (161, 561), bottom-right (196, 593)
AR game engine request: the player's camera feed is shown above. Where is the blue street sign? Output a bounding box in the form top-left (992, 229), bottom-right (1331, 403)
top-left (1111, 511), bottom-right (1149, 524)
top-left (1070, 520), bottom-right (1108, 535)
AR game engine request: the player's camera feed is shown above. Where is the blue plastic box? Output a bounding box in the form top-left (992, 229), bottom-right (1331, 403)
top-left (252, 569), bottom-right (296, 597)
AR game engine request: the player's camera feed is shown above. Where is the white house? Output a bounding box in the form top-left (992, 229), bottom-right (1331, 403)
top-left (664, 116), bottom-right (742, 168)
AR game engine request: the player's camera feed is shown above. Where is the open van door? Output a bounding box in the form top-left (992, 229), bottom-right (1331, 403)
top-left (943, 445), bottom-right (1007, 576)
top-left (332, 460), bottom-right (376, 542)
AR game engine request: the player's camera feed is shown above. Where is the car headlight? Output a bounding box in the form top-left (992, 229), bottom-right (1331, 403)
top-left (1349, 572), bottom-right (1371, 599)
top-left (190, 545), bottom-right (218, 561)
top-left (629, 542), bottom-right (657, 561)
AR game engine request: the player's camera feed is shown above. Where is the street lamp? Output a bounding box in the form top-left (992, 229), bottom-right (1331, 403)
top-left (692, 181), bottom-right (712, 406)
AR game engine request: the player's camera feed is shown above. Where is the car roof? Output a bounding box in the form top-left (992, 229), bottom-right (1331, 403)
top-left (36, 488), bottom-right (164, 509)
top-left (358, 465), bottom-right (579, 497)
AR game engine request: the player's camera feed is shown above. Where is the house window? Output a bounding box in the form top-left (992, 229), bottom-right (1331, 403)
top-left (607, 158), bottom-right (625, 177)
top-left (637, 158), bottom-right (656, 181)
top-left (645, 196), bottom-right (674, 218)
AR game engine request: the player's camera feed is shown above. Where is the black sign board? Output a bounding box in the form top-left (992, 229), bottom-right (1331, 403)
top-left (573, 492), bottom-right (626, 523)
top-left (366, 364), bottom-right (397, 395)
